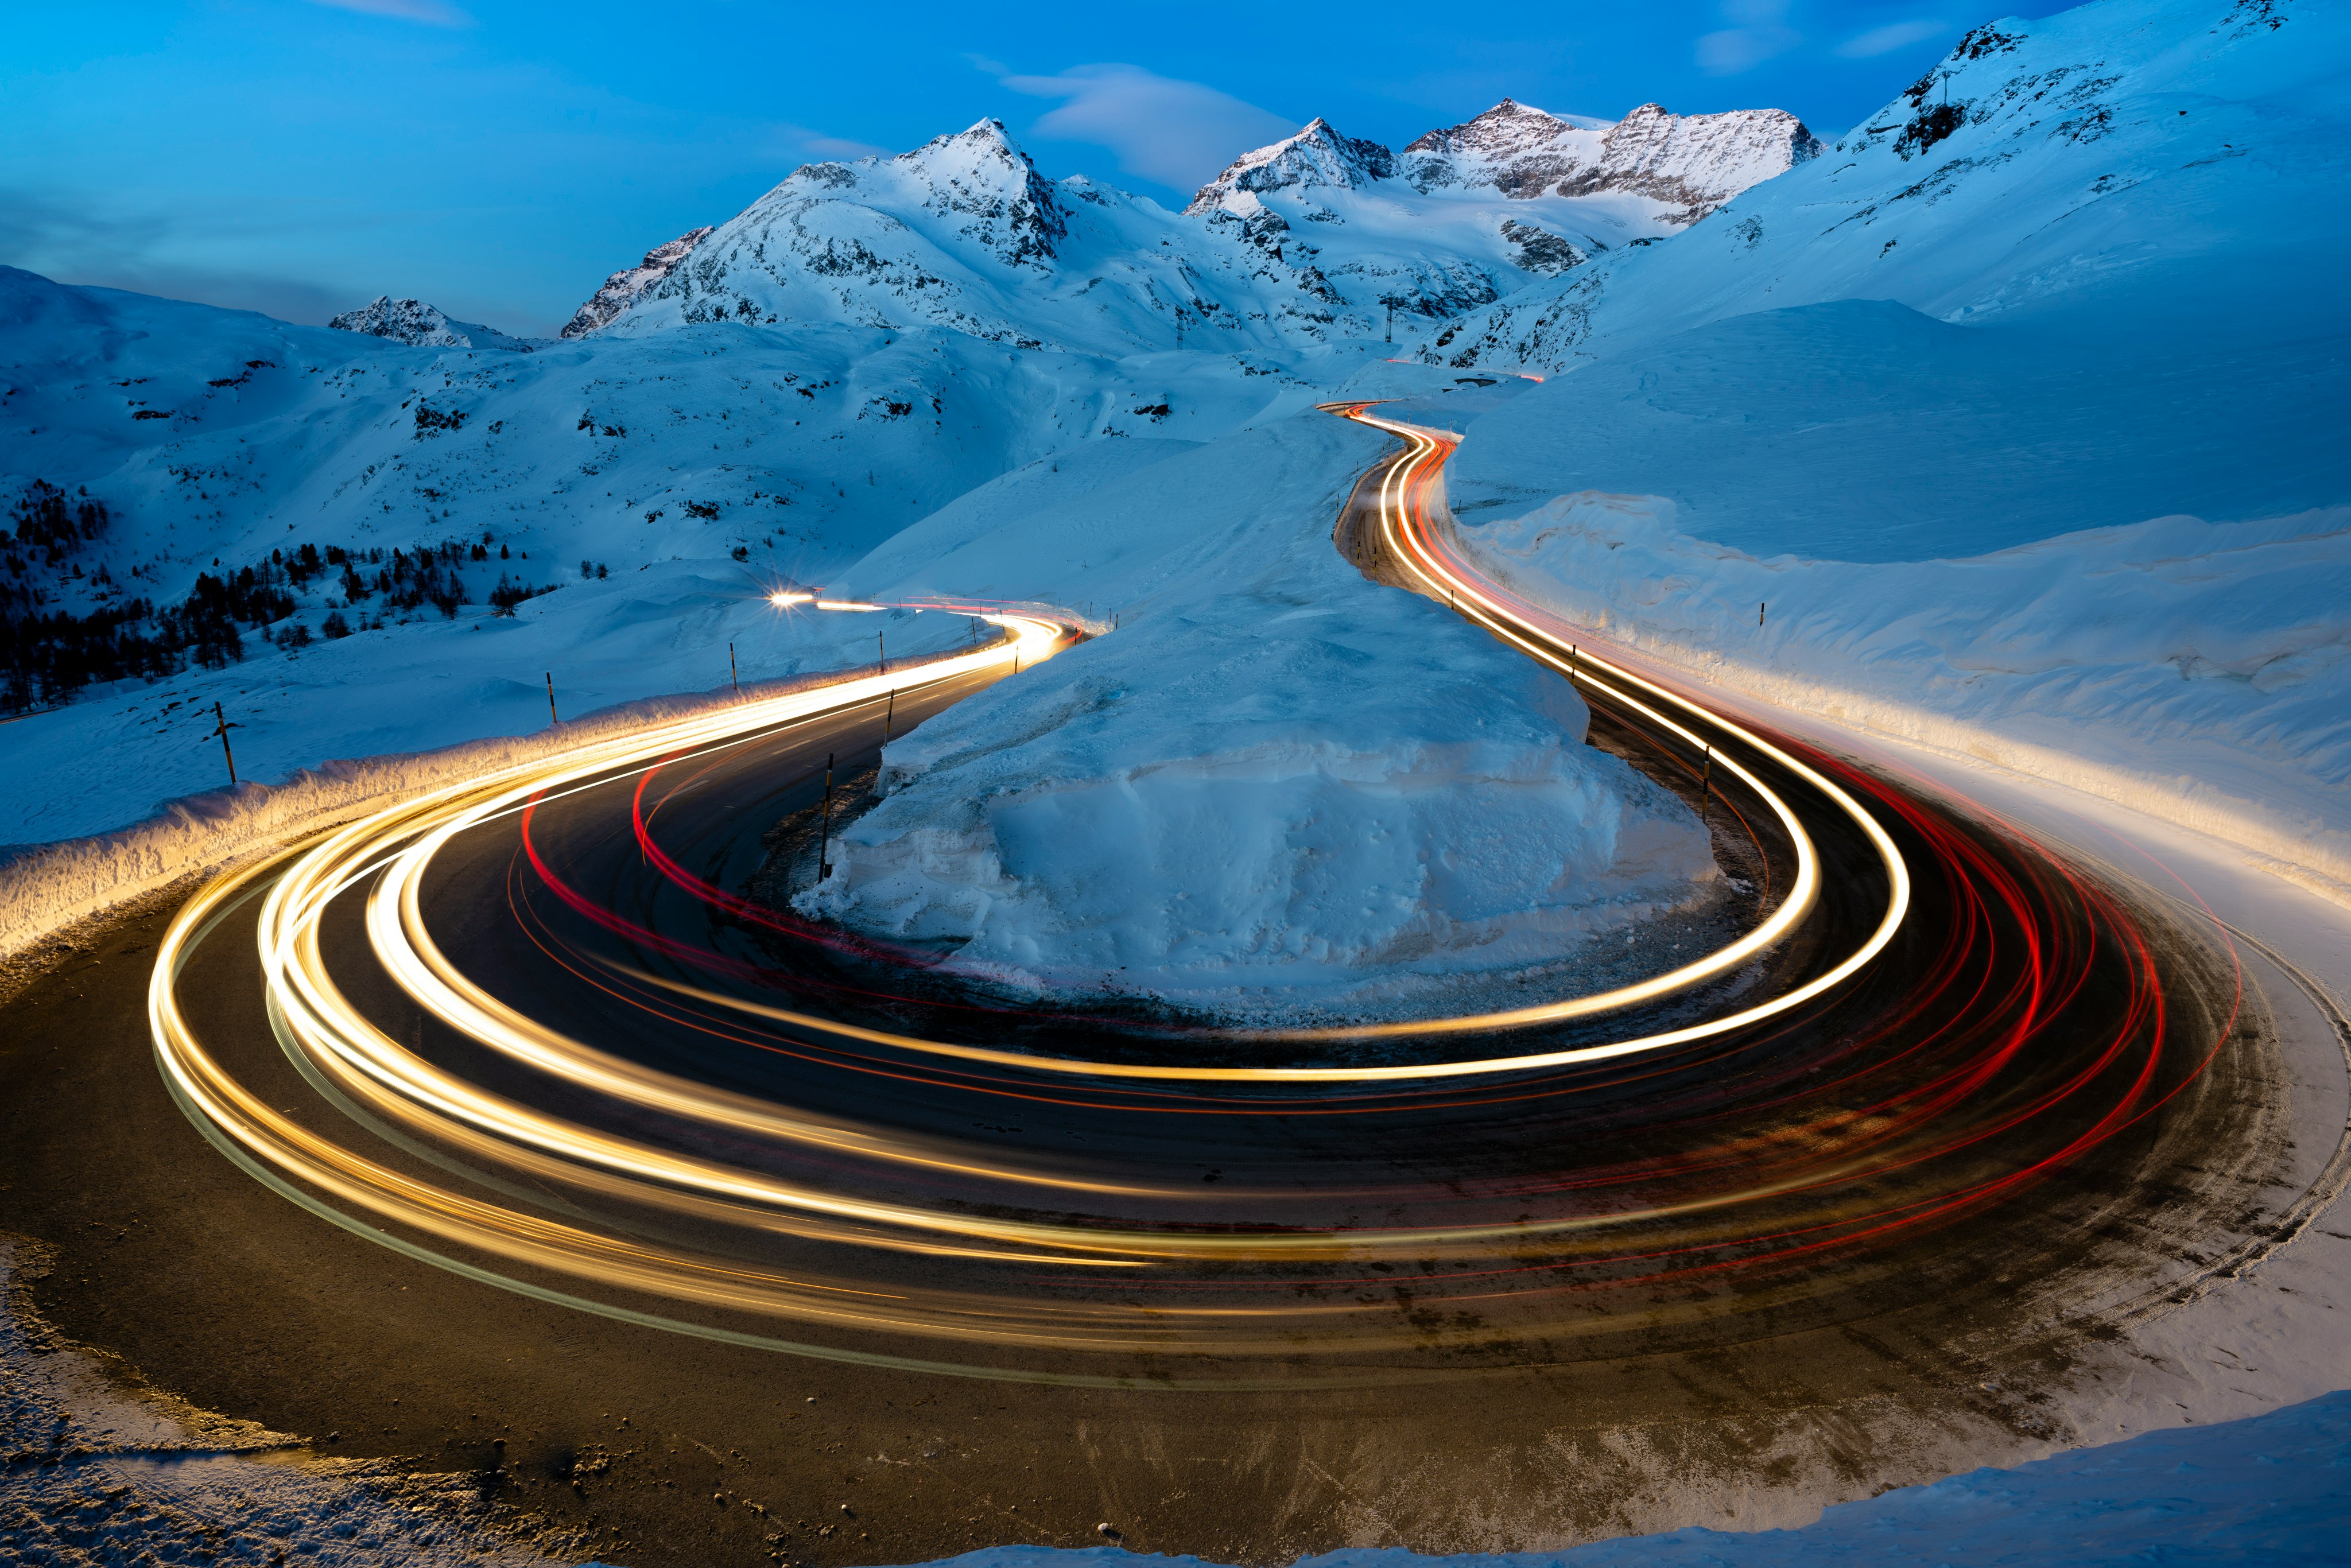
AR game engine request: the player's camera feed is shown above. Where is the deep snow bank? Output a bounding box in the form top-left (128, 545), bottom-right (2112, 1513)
top-left (1453, 491), bottom-right (2351, 902)
top-left (798, 414), bottom-right (1714, 1019)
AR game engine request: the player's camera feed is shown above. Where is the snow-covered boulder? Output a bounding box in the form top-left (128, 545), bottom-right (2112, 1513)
top-left (325, 296), bottom-right (533, 352)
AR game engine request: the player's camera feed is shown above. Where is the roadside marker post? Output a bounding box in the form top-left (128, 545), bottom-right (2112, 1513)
top-left (545, 673), bottom-right (559, 726)
top-left (730, 641), bottom-right (739, 696)
top-left (207, 701), bottom-right (241, 786)
top-left (817, 752), bottom-right (835, 883)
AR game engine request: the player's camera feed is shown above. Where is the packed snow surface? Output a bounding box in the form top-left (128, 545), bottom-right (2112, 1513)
top-left (0, 1240), bottom-right (571, 1568)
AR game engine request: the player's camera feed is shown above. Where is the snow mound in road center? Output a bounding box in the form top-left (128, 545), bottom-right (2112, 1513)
top-left (794, 417), bottom-right (1717, 1021)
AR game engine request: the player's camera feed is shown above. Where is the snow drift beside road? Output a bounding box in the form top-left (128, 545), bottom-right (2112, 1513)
top-left (1453, 491), bottom-right (2351, 902)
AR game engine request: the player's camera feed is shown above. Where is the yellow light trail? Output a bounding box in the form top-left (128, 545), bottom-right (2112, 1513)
top-left (139, 430), bottom-right (1920, 1371)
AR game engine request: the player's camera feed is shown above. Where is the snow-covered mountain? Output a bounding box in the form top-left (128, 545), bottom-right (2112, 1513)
top-left (327, 296), bottom-right (534, 352)
top-left (1427, 0), bottom-right (2346, 370)
top-left (558, 226), bottom-right (714, 339)
top-left (569, 100), bottom-right (1819, 356)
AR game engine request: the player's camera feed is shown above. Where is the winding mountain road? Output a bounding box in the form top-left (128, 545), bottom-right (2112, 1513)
top-left (1, 406), bottom-right (2335, 1567)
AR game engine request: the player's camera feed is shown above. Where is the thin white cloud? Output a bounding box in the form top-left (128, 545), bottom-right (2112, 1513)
top-left (799, 133), bottom-right (884, 160)
top-left (1834, 18), bottom-right (1952, 57)
top-left (759, 123), bottom-right (885, 164)
top-left (1696, 0), bottom-right (1799, 75)
top-left (992, 64), bottom-right (1295, 194)
top-left (302, 0), bottom-right (473, 26)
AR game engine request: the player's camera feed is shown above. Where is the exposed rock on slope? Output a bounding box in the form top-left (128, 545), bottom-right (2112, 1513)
top-left (325, 296), bottom-right (532, 352)
top-left (559, 226), bottom-right (714, 339)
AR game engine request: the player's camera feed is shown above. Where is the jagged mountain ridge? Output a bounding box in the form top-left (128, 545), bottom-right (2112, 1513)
top-left (573, 96), bottom-right (1817, 357)
top-left (560, 227), bottom-right (715, 339)
top-left (1400, 100), bottom-right (1822, 223)
top-left (328, 296), bottom-right (534, 352)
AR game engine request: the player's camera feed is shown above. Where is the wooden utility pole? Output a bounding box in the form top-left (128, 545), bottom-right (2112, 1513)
top-left (207, 701), bottom-right (240, 786)
top-left (545, 672), bottom-right (559, 725)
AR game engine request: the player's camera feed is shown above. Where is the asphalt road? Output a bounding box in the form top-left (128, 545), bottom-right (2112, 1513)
top-left (0, 426), bottom-right (2321, 1566)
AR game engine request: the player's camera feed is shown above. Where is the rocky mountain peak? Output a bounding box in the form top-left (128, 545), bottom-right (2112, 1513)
top-left (1185, 117), bottom-right (1398, 216)
top-left (560, 227), bottom-right (715, 339)
top-left (327, 296), bottom-right (531, 352)
top-left (894, 118), bottom-right (1067, 266)
top-left (1406, 98), bottom-right (1595, 160)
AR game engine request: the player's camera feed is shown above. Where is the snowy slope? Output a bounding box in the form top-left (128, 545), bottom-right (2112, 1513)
top-left (0, 264), bottom-right (1375, 841)
top-left (1414, 0), bottom-right (2351, 902)
top-left (1430, 0), bottom-right (2351, 369)
top-left (1443, 297), bottom-right (2348, 562)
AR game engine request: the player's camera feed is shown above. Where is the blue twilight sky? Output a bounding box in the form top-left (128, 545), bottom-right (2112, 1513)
top-left (3, 0), bottom-right (2078, 336)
